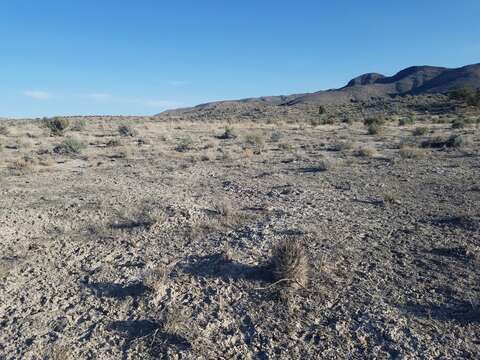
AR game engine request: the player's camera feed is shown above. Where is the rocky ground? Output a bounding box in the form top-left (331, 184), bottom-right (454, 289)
top-left (0, 105), bottom-right (479, 359)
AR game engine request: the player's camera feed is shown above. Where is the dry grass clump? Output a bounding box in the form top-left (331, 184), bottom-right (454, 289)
top-left (217, 126), bottom-right (236, 139)
top-left (278, 142), bottom-right (294, 151)
top-left (0, 125), bottom-right (9, 136)
top-left (9, 156), bottom-right (35, 172)
top-left (331, 141), bottom-right (353, 151)
top-left (214, 198), bottom-right (233, 218)
top-left (106, 138), bottom-right (121, 147)
top-left (399, 147), bottom-right (426, 159)
top-left (175, 136), bottom-right (194, 152)
top-left (398, 117), bottom-right (415, 126)
top-left (244, 133), bottom-right (265, 153)
top-left (118, 124), bottom-right (137, 137)
top-left (355, 146), bottom-right (378, 157)
top-left (270, 239), bottom-right (309, 290)
top-left (412, 127), bottom-right (429, 136)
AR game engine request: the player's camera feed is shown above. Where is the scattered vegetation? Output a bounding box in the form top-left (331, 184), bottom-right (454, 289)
top-left (43, 117), bottom-right (70, 136)
top-left (449, 86), bottom-right (480, 107)
top-left (421, 134), bottom-right (465, 149)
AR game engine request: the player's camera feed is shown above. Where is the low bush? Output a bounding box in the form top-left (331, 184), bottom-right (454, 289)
top-left (43, 117), bottom-right (70, 136)
top-left (53, 138), bottom-right (86, 155)
top-left (118, 125), bottom-right (137, 137)
top-left (412, 127), bottom-right (429, 136)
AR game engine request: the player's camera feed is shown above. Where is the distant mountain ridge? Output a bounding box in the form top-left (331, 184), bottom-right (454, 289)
top-left (162, 63), bottom-right (480, 114)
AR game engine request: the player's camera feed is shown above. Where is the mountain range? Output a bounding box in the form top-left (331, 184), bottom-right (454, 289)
top-left (163, 63), bottom-right (480, 113)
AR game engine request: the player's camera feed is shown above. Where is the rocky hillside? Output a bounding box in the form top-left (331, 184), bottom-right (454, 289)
top-left (163, 63), bottom-right (480, 114)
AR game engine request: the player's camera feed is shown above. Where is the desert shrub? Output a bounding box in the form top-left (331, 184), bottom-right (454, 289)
top-left (43, 117), bottom-right (70, 136)
top-left (214, 198), bottom-right (233, 218)
top-left (331, 141), bottom-right (353, 151)
top-left (367, 123), bottom-right (382, 135)
top-left (9, 156), bottom-right (35, 171)
top-left (412, 127), bottom-right (429, 136)
top-left (175, 136), bottom-right (194, 152)
top-left (451, 119), bottom-right (465, 129)
top-left (218, 126), bottom-right (236, 139)
top-left (118, 124), bottom-right (137, 137)
top-left (382, 192), bottom-right (397, 204)
top-left (71, 119), bottom-right (87, 131)
top-left (355, 146), bottom-right (378, 157)
top-left (270, 131), bottom-right (282, 142)
top-left (449, 86), bottom-right (480, 107)
top-left (308, 159), bottom-right (332, 172)
top-left (0, 143), bottom-right (3, 152)
top-left (364, 116), bottom-right (385, 126)
top-left (278, 142), bottom-right (294, 151)
top-left (244, 133), bottom-right (265, 152)
top-left (270, 239), bottom-right (309, 290)
top-left (421, 135), bottom-right (465, 149)
top-left (0, 125), bottom-right (9, 136)
top-left (398, 117), bottom-right (415, 126)
top-left (53, 138), bottom-right (86, 155)
top-left (318, 105), bottom-right (325, 115)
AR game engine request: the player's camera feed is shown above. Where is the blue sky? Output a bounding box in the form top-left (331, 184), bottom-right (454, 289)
top-left (1, 0), bottom-right (479, 118)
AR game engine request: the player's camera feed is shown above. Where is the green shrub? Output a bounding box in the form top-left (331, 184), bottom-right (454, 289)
top-left (451, 119), bottom-right (465, 129)
top-left (53, 138), bottom-right (86, 155)
top-left (449, 86), bottom-right (480, 107)
top-left (270, 131), bottom-right (282, 142)
top-left (367, 123), bottom-right (382, 135)
top-left (43, 117), bottom-right (70, 136)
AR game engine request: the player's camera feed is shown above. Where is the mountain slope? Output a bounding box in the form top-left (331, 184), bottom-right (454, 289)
top-left (161, 63), bottom-right (480, 114)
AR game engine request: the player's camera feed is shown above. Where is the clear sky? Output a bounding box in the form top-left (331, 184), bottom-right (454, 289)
top-left (1, 0), bottom-right (479, 118)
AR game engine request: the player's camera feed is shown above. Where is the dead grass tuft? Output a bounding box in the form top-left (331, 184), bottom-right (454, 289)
top-left (355, 146), bottom-right (378, 157)
top-left (270, 238), bottom-right (309, 290)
